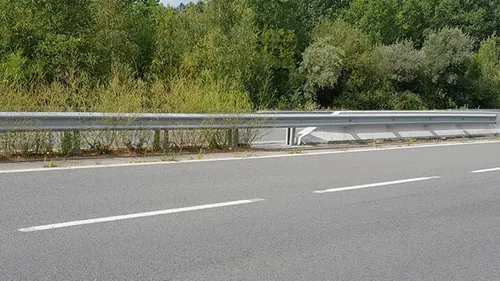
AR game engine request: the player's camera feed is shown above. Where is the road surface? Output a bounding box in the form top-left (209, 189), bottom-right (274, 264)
top-left (2, 142), bottom-right (500, 280)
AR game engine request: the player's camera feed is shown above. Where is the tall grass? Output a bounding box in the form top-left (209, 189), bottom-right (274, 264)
top-left (0, 68), bottom-right (258, 157)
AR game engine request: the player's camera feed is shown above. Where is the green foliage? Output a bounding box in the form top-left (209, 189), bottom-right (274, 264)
top-left (421, 28), bottom-right (475, 107)
top-left (372, 41), bottom-right (425, 84)
top-left (237, 0), bottom-right (348, 52)
top-left (344, 0), bottom-right (404, 44)
top-left (3, 0), bottom-right (500, 158)
top-left (300, 40), bottom-right (344, 95)
top-left (152, 77), bottom-right (253, 114)
top-left (304, 19), bottom-right (374, 107)
top-left (44, 160), bottom-right (58, 168)
top-left (344, 0), bottom-right (500, 47)
top-left (0, 51), bottom-right (27, 85)
top-left (246, 27), bottom-right (301, 108)
top-left (313, 19), bottom-right (373, 70)
top-left (1, 0), bottom-right (500, 114)
top-left (422, 28), bottom-right (474, 83)
top-left (338, 88), bottom-right (426, 110)
top-left (467, 36), bottom-right (500, 107)
top-left (431, 0), bottom-right (500, 45)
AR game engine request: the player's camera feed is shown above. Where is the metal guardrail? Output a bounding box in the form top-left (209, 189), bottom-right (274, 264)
top-left (0, 112), bottom-right (497, 146)
top-left (257, 110), bottom-right (500, 115)
top-left (0, 112), bottom-right (496, 131)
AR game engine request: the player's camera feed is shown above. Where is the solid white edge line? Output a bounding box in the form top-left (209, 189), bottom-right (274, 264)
top-left (2, 140), bottom-right (500, 175)
top-left (313, 176), bottom-right (441, 194)
top-left (18, 198), bottom-right (265, 232)
top-left (471, 167), bottom-right (500, 174)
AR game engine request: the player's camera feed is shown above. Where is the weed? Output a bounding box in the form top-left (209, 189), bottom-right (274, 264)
top-left (44, 160), bottom-right (58, 168)
top-left (0, 68), bottom-right (253, 157)
top-left (159, 154), bottom-right (179, 162)
top-left (405, 138), bottom-right (417, 146)
top-left (288, 149), bottom-right (303, 155)
top-left (198, 148), bottom-right (204, 160)
top-left (370, 140), bottom-right (386, 148)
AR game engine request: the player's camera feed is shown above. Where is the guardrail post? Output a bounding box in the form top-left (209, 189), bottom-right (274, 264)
top-left (68, 108), bottom-right (81, 155)
top-left (162, 130), bottom-right (170, 152)
top-left (286, 128), bottom-right (296, 146)
top-left (153, 130), bottom-right (161, 151)
top-left (61, 131), bottom-right (74, 156)
top-left (231, 129), bottom-right (239, 148)
top-left (61, 131), bottom-right (81, 156)
top-left (226, 129), bottom-right (232, 146)
top-left (72, 130), bottom-right (81, 155)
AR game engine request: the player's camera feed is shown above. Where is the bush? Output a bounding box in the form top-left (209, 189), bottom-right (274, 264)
top-left (300, 39), bottom-right (344, 94)
top-left (467, 36), bottom-right (500, 108)
top-left (420, 28), bottom-right (474, 108)
top-left (150, 76), bottom-right (252, 114)
top-left (0, 66), bottom-right (255, 156)
top-left (372, 41), bottom-right (425, 84)
top-left (336, 83), bottom-right (426, 110)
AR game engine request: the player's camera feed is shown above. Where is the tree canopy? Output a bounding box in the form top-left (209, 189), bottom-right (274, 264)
top-left (1, 0), bottom-right (500, 112)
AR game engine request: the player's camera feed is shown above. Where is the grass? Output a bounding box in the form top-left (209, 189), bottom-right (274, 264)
top-left (198, 148), bottom-right (204, 160)
top-left (288, 149), bottom-right (303, 155)
top-left (159, 154), bottom-right (180, 162)
top-left (43, 160), bottom-right (58, 168)
top-left (404, 138), bottom-right (417, 146)
top-left (0, 67), bottom-right (254, 158)
top-left (370, 139), bottom-right (386, 148)
top-left (487, 135), bottom-right (500, 141)
top-left (241, 152), bottom-right (254, 158)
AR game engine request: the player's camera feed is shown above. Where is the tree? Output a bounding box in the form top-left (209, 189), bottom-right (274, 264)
top-left (343, 0), bottom-right (403, 44)
top-left (421, 28), bottom-right (475, 107)
top-left (372, 40), bottom-right (425, 91)
top-left (467, 36), bottom-right (500, 108)
top-left (300, 39), bottom-right (344, 97)
top-left (304, 19), bottom-right (373, 107)
top-left (431, 0), bottom-right (500, 45)
top-left (237, 0), bottom-right (351, 53)
top-left (0, 0), bottom-right (93, 82)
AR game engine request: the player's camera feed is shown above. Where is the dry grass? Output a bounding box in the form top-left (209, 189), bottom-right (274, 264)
top-left (0, 69), bottom-right (261, 157)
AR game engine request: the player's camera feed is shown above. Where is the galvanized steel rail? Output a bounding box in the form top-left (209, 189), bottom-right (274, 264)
top-left (0, 112), bottom-right (496, 131)
top-left (0, 111), bottom-right (497, 146)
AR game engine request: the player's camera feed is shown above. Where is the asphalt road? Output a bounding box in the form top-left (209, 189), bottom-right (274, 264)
top-left (2, 142), bottom-right (500, 280)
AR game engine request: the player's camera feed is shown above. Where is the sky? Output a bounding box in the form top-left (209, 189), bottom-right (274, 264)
top-left (160, 0), bottom-right (195, 7)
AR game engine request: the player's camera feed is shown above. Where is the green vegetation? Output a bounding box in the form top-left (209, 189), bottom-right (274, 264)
top-left (404, 138), bottom-right (417, 146)
top-left (43, 160), bottom-right (58, 168)
top-left (1, 0), bottom-right (499, 112)
top-left (287, 149), bottom-right (304, 155)
top-left (1, 0), bottom-right (500, 157)
top-left (159, 154), bottom-right (179, 162)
